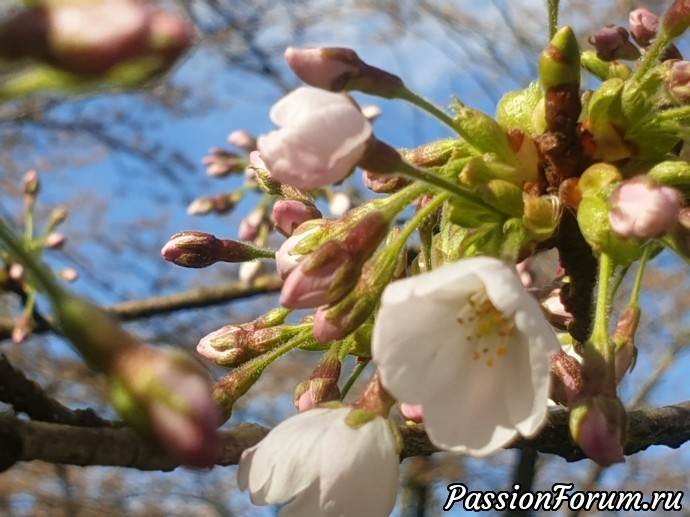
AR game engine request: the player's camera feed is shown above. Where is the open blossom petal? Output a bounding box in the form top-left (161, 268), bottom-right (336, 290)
top-left (372, 257), bottom-right (559, 456)
top-left (238, 407), bottom-right (399, 516)
top-left (257, 87), bottom-right (372, 190)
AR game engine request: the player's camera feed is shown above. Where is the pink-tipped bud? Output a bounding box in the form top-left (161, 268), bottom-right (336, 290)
top-left (228, 129), bottom-right (257, 152)
top-left (58, 267), bottom-right (79, 282)
top-left (629, 8), bottom-right (659, 46)
top-left (272, 199), bottom-right (322, 236)
top-left (45, 232), bottom-right (66, 250)
top-left (8, 263), bottom-right (24, 282)
top-left (613, 306), bottom-right (640, 384)
top-left (0, 0), bottom-right (193, 77)
top-left (238, 208), bottom-right (265, 242)
top-left (362, 169), bottom-right (409, 193)
top-left (161, 231), bottom-right (225, 268)
top-left (276, 225), bottom-right (322, 279)
top-left (202, 147), bottom-right (245, 177)
top-left (663, 0), bottom-right (690, 39)
top-left (588, 25), bottom-right (640, 61)
top-left (667, 60), bottom-right (690, 104)
top-left (569, 396), bottom-right (626, 466)
top-left (187, 196), bottom-right (214, 216)
top-left (23, 170), bottom-right (40, 196)
top-left (110, 346), bottom-right (221, 468)
top-left (400, 403), bottom-right (424, 424)
top-left (284, 47), bottom-right (405, 98)
top-left (294, 352), bottom-right (342, 412)
top-left (609, 176), bottom-right (683, 239)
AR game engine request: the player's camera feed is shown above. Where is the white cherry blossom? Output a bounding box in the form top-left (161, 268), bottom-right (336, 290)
top-left (257, 87), bottom-right (372, 190)
top-left (372, 257), bottom-right (559, 456)
top-left (238, 407), bottom-right (400, 516)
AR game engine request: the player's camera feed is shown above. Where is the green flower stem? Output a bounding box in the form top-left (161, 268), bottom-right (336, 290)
top-left (373, 181), bottom-right (429, 222)
top-left (395, 160), bottom-right (500, 215)
top-left (629, 244), bottom-right (653, 308)
top-left (341, 359), bottom-right (369, 399)
top-left (397, 87), bottom-right (457, 133)
top-left (547, 0), bottom-right (560, 39)
top-left (590, 252), bottom-right (615, 364)
top-left (0, 217), bottom-right (63, 300)
top-left (631, 31), bottom-right (672, 84)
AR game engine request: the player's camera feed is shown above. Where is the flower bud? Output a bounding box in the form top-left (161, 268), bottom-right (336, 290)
top-left (662, 0), bottom-right (690, 39)
top-left (162, 231), bottom-right (269, 268)
top-left (362, 170), bottom-right (409, 193)
top-left (58, 267), bottom-right (79, 282)
top-left (47, 206), bottom-right (69, 229)
top-left (294, 351), bottom-right (342, 412)
top-left (581, 51), bottom-right (632, 81)
top-left (609, 176), bottom-right (682, 239)
top-left (238, 208), bottom-right (265, 242)
top-left (399, 403), bottom-right (424, 424)
top-left (8, 263), bottom-right (24, 282)
top-left (272, 199), bottom-right (322, 236)
top-left (613, 306), bottom-right (639, 384)
top-left (569, 395), bottom-right (626, 466)
top-left (228, 129), bottom-right (256, 152)
top-left (629, 8), bottom-right (659, 46)
top-left (539, 25), bottom-right (581, 89)
top-left (666, 61), bottom-right (690, 104)
top-left (280, 212), bottom-right (389, 309)
top-left (588, 25), bottom-right (640, 61)
top-left (647, 158), bottom-right (690, 196)
top-left (45, 232), bottom-right (66, 250)
top-left (23, 170), bottom-right (40, 197)
top-left (239, 260), bottom-right (264, 285)
top-left (202, 147), bottom-right (246, 177)
top-left (276, 225), bottom-right (322, 278)
top-left (109, 346), bottom-right (221, 467)
top-left (284, 47), bottom-right (405, 98)
top-left (198, 324), bottom-right (297, 366)
top-left (0, 0), bottom-right (193, 78)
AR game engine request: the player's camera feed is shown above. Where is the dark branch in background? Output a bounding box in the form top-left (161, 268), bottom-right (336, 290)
top-left (0, 355), bottom-right (114, 428)
top-left (0, 402), bottom-right (688, 473)
top-left (0, 274), bottom-right (283, 341)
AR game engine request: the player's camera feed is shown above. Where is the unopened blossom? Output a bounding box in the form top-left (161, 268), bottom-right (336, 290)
top-left (202, 147), bottom-right (245, 177)
top-left (272, 199), bottom-right (322, 236)
top-left (58, 267), bottom-right (79, 282)
top-left (372, 257), bottom-right (559, 456)
top-left (238, 208), bottom-right (265, 242)
top-left (45, 232), bottom-right (67, 250)
top-left (328, 192), bottom-right (351, 217)
top-left (276, 226), bottom-right (320, 279)
top-left (667, 61), bottom-right (690, 104)
top-left (239, 260), bottom-right (264, 285)
top-left (588, 25), bottom-right (640, 61)
top-left (609, 176), bottom-right (683, 239)
top-left (110, 346), bottom-right (222, 468)
top-left (629, 8), bottom-right (659, 46)
top-left (228, 129), bottom-right (257, 152)
top-left (569, 396), bottom-right (626, 466)
top-left (238, 407), bottom-right (399, 516)
top-left (257, 87), bottom-right (372, 190)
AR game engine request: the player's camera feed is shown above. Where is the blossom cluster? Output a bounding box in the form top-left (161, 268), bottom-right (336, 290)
top-left (160, 1), bottom-right (690, 515)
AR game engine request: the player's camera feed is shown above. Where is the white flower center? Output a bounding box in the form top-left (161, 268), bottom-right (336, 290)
top-left (456, 287), bottom-right (515, 367)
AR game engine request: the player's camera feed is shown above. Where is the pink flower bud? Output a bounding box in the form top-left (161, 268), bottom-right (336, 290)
top-left (238, 209), bottom-right (265, 242)
top-left (0, 0), bottom-right (193, 77)
top-left (257, 87), bottom-right (372, 190)
top-left (588, 25), bottom-right (640, 61)
top-left (111, 346), bottom-right (221, 467)
top-left (667, 60), bottom-right (690, 104)
top-left (285, 47), bottom-right (405, 98)
top-left (23, 170), bottom-right (40, 196)
top-left (8, 263), bottom-right (24, 282)
top-left (228, 129), bottom-right (257, 151)
top-left (362, 170), bottom-right (409, 193)
top-left (629, 8), bottom-right (659, 46)
top-left (609, 176), bottom-right (683, 239)
top-left (58, 267), bottom-right (79, 282)
top-left (276, 226), bottom-right (321, 279)
top-left (45, 232), bottom-right (66, 250)
top-left (569, 396), bottom-right (626, 466)
top-left (272, 199), bottom-right (322, 236)
top-left (201, 147), bottom-right (245, 177)
top-left (161, 231), bottom-right (225, 268)
top-left (187, 196), bottom-right (214, 215)
top-left (400, 403), bottom-right (424, 423)
top-left (663, 0), bottom-right (690, 39)
top-left (239, 261), bottom-right (264, 285)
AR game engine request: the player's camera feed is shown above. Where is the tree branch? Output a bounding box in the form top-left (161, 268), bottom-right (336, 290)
top-left (1, 402), bottom-right (689, 473)
top-left (0, 274), bottom-right (283, 341)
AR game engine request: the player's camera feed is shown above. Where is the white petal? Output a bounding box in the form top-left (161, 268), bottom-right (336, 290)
top-left (279, 482), bottom-right (323, 517)
top-left (238, 408), bottom-right (333, 505)
top-left (319, 413), bottom-right (399, 517)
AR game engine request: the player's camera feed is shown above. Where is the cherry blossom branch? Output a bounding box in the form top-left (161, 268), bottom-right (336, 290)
top-left (1, 402), bottom-right (688, 472)
top-left (0, 274), bottom-right (283, 341)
